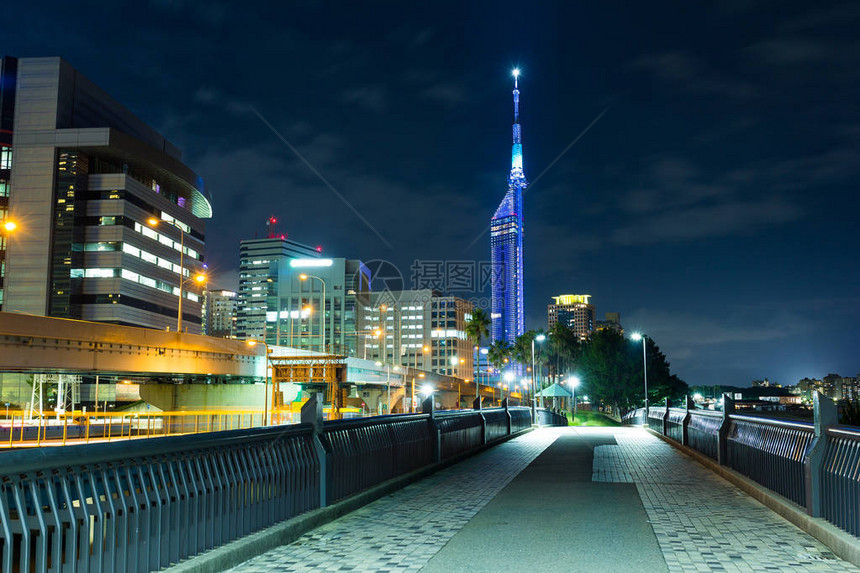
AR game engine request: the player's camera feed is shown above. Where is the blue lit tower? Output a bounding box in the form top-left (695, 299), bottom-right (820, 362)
top-left (491, 69), bottom-right (526, 344)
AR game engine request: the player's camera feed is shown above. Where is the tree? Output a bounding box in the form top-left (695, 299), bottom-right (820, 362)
top-left (547, 323), bottom-right (581, 379)
top-left (465, 307), bottom-right (491, 352)
top-left (578, 329), bottom-right (688, 413)
top-left (487, 339), bottom-right (513, 373)
top-left (465, 307), bottom-right (492, 399)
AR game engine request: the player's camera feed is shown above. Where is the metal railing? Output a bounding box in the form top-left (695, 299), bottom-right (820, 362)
top-left (821, 426), bottom-right (860, 536)
top-left (623, 394), bottom-right (860, 538)
top-left (0, 409), bottom-right (269, 447)
top-left (536, 408), bottom-right (569, 427)
top-left (0, 425), bottom-right (319, 573)
top-left (726, 415), bottom-right (813, 506)
top-left (0, 400), bottom-right (536, 572)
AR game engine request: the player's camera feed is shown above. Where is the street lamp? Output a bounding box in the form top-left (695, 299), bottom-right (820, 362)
top-left (299, 274), bottom-right (326, 353)
top-left (532, 334), bottom-right (546, 418)
top-left (247, 339), bottom-right (270, 426)
top-left (503, 371), bottom-right (514, 402)
top-left (2, 220), bottom-right (17, 233)
top-left (568, 376), bottom-right (581, 419)
top-left (631, 333), bottom-right (649, 417)
top-left (147, 217), bottom-right (204, 333)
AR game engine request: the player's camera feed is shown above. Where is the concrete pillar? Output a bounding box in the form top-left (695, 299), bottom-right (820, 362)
top-left (423, 396), bottom-right (440, 463)
top-left (804, 392), bottom-right (837, 516)
top-left (301, 393), bottom-right (327, 508)
top-left (473, 396), bottom-right (487, 444)
top-left (682, 395), bottom-right (694, 446)
top-left (662, 397), bottom-right (670, 435)
top-left (718, 393), bottom-right (735, 466)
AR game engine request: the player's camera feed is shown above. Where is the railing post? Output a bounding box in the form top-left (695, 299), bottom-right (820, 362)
top-left (804, 392), bottom-right (837, 517)
top-left (423, 396), bottom-right (441, 463)
top-left (301, 393), bottom-right (328, 508)
top-left (502, 398), bottom-right (512, 435)
top-left (718, 393), bottom-right (735, 466)
top-left (662, 397), bottom-right (670, 435)
top-left (473, 396), bottom-right (487, 444)
top-left (682, 395), bottom-right (693, 446)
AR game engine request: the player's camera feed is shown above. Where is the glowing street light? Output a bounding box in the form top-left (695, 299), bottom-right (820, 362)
top-left (147, 217), bottom-right (205, 333)
top-left (2, 220), bottom-right (17, 233)
top-left (568, 376), bottom-right (581, 418)
top-left (531, 334), bottom-right (546, 418)
top-left (631, 332), bottom-right (649, 416)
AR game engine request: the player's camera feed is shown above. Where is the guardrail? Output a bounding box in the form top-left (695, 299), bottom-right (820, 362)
top-left (0, 396), bottom-right (537, 573)
top-left (623, 394), bottom-right (860, 537)
top-left (536, 408), bottom-right (569, 427)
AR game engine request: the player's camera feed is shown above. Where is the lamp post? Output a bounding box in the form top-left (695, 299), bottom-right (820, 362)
top-left (147, 218), bottom-right (204, 333)
top-left (504, 371), bottom-right (515, 403)
top-left (299, 274), bottom-right (326, 353)
top-left (631, 333), bottom-right (648, 417)
top-left (532, 334), bottom-right (546, 419)
top-left (568, 376), bottom-right (580, 420)
top-left (247, 339), bottom-right (270, 426)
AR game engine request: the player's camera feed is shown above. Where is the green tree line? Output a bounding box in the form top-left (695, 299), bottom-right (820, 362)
top-left (466, 312), bottom-right (687, 413)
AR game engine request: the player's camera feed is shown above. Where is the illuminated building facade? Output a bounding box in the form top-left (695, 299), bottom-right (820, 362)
top-left (547, 294), bottom-right (595, 340)
top-left (265, 257), bottom-right (370, 355)
top-left (491, 70), bottom-right (527, 344)
top-left (0, 57), bottom-right (15, 310)
top-left (360, 290), bottom-right (474, 380)
top-left (236, 235), bottom-right (319, 340)
top-left (203, 289), bottom-right (237, 338)
top-left (1, 57), bottom-right (211, 331)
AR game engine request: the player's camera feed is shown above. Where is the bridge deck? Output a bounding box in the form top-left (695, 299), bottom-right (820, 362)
top-left (230, 427), bottom-right (855, 572)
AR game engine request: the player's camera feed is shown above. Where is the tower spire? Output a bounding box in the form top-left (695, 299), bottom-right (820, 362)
top-left (509, 68), bottom-right (526, 186)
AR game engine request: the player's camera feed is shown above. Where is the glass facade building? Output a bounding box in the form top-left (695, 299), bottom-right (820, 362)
top-left (236, 236), bottom-right (320, 340)
top-left (491, 73), bottom-right (527, 344)
top-left (1, 57), bottom-right (211, 331)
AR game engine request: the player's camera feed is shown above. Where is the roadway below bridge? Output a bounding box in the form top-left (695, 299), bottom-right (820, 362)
top-left (227, 427), bottom-right (855, 573)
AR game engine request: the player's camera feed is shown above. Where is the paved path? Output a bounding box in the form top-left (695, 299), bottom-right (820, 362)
top-left (231, 427), bottom-right (857, 572)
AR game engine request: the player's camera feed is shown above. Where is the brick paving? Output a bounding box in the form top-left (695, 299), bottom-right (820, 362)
top-left (593, 428), bottom-right (855, 572)
top-left (230, 427), bottom-right (858, 572)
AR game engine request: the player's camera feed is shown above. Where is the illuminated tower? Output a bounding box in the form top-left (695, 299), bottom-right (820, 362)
top-left (491, 69), bottom-right (526, 344)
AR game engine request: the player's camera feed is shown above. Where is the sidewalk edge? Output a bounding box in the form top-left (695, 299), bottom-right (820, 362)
top-left (648, 429), bottom-right (860, 569)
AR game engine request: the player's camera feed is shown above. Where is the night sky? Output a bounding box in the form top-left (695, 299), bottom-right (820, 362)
top-left (4, 1), bottom-right (858, 388)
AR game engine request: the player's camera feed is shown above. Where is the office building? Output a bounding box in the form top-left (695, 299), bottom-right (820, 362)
top-left (236, 234), bottom-right (319, 340)
top-left (0, 57), bottom-right (16, 310)
top-left (548, 294), bottom-right (595, 340)
top-left (1, 57), bottom-right (210, 331)
top-left (266, 257), bottom-right (370, 355)
top-left (595, 312), bottom-right (623, 334)
top-left (360, 290), bottom-right (474, 380)
top-left (491, 70), bottom-right (527, 345)
top-left (203, 289), bottom-right (237, 338)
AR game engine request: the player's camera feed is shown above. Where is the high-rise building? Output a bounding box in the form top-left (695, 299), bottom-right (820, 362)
top-left (548, 294), bottom-right (595, 340)
top-left (266, 257), bottom-right (369, 355)
top-left (0, 57), bottom-right (15, 309)
top-left (490, 70), bottom-right (527, 345)
top-left (360, 290), bottom-right (474, 380)
top-left (1, 57), bottom-right (211, 331)
top-left (236, 234), bottom-right (319, 340)
top-left (204, 289), bottom-right (237, 338)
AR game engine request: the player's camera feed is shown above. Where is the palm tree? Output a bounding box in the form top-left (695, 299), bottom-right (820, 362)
top-left (487, 339), bottom-right (513, 375)
top-left (465, 308), bottom-right (492, 400)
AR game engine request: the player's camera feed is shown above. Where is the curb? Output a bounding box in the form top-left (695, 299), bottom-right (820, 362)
top-left (647, 429), bottom-right (860, 569)
top-left (164, 427), bottom-right (534, 573)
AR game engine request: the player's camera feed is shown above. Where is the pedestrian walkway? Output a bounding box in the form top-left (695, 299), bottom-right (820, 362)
top-left (230, 427), bottom-right (857, 573)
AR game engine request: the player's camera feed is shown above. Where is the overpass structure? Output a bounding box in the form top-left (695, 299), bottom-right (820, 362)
top-left (0, 311), bottom-right (264, 378)
top-left (0, 312), bottom-right (522, 416)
